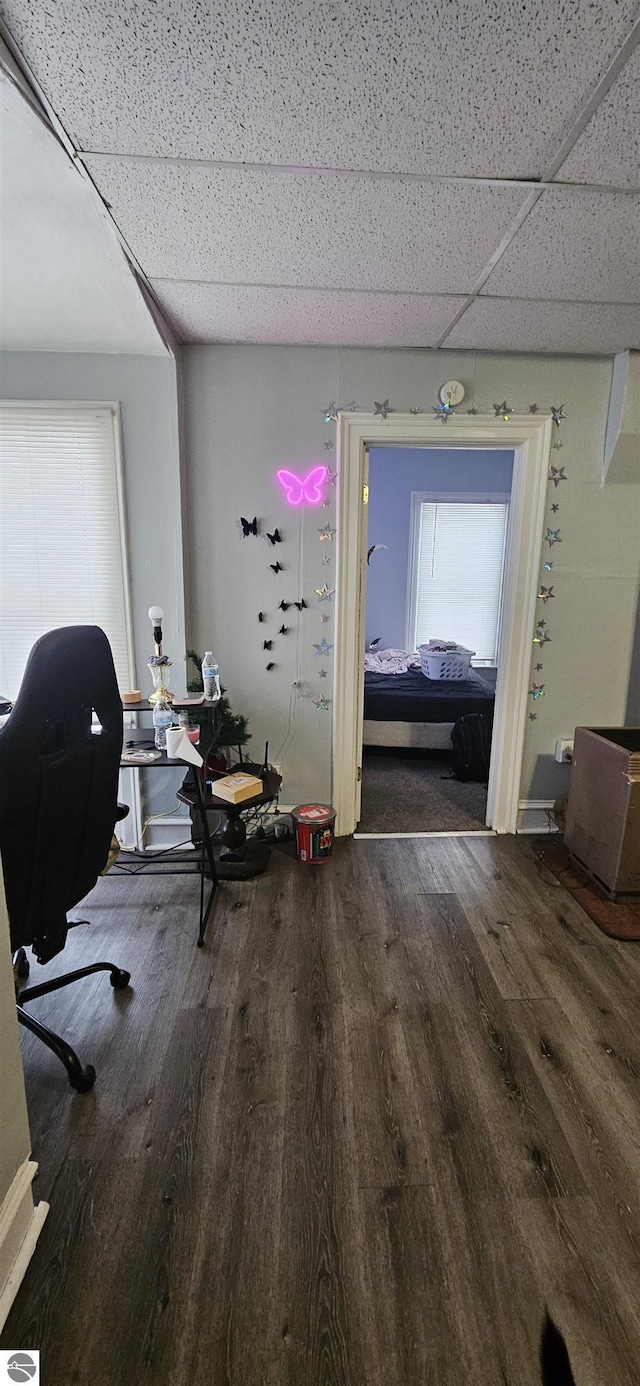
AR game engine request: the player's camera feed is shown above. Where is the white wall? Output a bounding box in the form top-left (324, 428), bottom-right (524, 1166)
top-left (0, 867), bottom-right (31, 1219)
top-left (0, 69), bottom-right (166, 356)
top-left (181, 345), bottom-right (640, 807)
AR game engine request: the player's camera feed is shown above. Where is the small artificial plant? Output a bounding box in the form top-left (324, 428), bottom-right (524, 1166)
top-left (186, 649), bottom-right (251, 751)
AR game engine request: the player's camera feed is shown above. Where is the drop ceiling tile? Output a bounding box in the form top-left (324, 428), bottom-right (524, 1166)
top-left (444, 296), bottom-right (640, 354)
top-left (3, 0), bottom-right (639, 177)
top-left (84, 158), bottom-right (526, 293)
top-left (556, 45), bottom-right (640, 189)
top-left (150, 281), bottom-right (466, 346)
top-left (482, 189), bottom-right (640, 303)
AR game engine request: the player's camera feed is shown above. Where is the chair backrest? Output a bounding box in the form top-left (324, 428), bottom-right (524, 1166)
top-left (0, 626), bottom-right (124, 962)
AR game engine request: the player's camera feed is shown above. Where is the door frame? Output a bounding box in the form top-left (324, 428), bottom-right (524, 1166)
top-left (332, 412), bottom-right (553, 836)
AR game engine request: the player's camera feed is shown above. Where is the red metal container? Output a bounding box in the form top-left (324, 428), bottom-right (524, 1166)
top-left (291, 804), bottom-right (336, 864)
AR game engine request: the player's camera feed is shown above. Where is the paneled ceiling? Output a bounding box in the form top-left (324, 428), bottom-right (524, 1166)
top-left (1, 0), bottom-right (639, 354)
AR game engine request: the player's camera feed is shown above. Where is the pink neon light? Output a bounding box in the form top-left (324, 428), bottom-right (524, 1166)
top-left (276, 465), bottom-right (328, 506)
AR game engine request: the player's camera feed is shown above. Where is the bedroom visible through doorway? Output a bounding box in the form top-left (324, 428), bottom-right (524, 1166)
top-left (358, 445), bottom-right (514, 834)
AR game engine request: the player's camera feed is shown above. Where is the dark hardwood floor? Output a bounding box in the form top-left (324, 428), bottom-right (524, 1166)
top-left (3, 835), bottom-right (640, 1385)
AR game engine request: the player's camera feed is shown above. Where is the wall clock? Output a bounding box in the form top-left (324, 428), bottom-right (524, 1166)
top-left (439, 380), bottom-right (465, 407)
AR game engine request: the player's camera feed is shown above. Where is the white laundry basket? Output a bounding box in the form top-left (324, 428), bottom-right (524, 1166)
top-left (418, 644), bottom-right (474, 681)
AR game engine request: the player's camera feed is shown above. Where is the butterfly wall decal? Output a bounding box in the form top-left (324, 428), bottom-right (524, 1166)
top-left (276, 465), bottom-right (328, 507)
top-left (279, 600), bottom-right (290, 611)
top-left (263, 640), bottom-right (273, 651)
top-left (279, 625), bottom-right (290, 635)
top-left (258, 612), bottom-right (265, 622)
top-left (270, 562), bottom-right (283, 574)
top-left (266, 528), bottom-right (282, 545)
top-left (294, 599), bottom-right (307, 611)
top-left (240, 516), bottom-right (258, 536)
top-left (266, 662), bottom-right (275, 671)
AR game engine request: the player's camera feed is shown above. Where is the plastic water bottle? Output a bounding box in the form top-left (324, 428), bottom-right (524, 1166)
top-left (202, 651), bottom-right (220, 702)
top-left (153, 696), bottom-right (173, 750)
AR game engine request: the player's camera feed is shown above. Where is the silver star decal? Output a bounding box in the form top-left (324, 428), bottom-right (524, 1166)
top-left (529, 712), bottom-right (537, 721)
top-left (528, 404), bottom-right (539, 414)
top-left (550, 405), bottom-right (566, 426)
top-left (318, 668), bottom-right (328, 679)
top-left (493, 401), bottom-right (511, 419)
top-left (318, 526), bottom-right (336, 542)
top-left (433, 401), bottom-right (452, 423)
top-left (535, 663), bottom-right (543, 672)
top-left (325, 468), bottom-right (337, 487)
top-left (319, 614), bottom-right (329, 623)
top-left (552, 440), bottom-right (564, 452)
top-left (544, 561), bottom-right (553, 571)
top-left (529, 683), bottom-right (545, 699)
top-left (323, 401), bottom-right (340, 423)
top-left (549, 466), bottom-right (567, 486)
top-left (315, 584), bottom-right (334, 602)
top-left (409, 406), bottom-right (422, 415)
top-left (538, 586), bottom-right (555, 603)
top-left (551, 503), bottom-right (560, 513)
top-left (467, 406), bottom-right (478, 415)
top-left (533, 630), bottom-right (551, 647)
top-left (313, 639), bottom-right (333, 657)
top-left (324, 439), bottom-right (334, 452)
top-left (374, 399), bottom-right (390, 420)
top-left (546, 528), bottom-right (562, 546)
top-left (321, 553), bottom-right (331, 565)
top-left (345, 401), bottom-right (357, 412)
top-left (313, 696), bottom-right (331, 711)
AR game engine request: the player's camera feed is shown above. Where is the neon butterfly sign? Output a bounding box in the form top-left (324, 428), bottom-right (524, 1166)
top-left (276, 465), bottom-right (328, 506)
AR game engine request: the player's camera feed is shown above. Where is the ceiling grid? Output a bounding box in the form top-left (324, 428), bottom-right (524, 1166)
top-left (1, 0), bottom-right (639, 353)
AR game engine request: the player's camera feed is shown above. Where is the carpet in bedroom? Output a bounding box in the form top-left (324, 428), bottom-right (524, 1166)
top-left (358, 753), bottom-right (488, 832)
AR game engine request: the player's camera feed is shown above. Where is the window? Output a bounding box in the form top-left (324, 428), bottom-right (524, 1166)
top-left (408, 497), bottom-right (509, 664)
top-left (0, 403), bottom-right (132, 699)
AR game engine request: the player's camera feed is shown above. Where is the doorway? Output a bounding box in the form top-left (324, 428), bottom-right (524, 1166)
top-left (332, 412), bottom-right (553, 837)
top-left (358, 444), bottom-right (513, 834)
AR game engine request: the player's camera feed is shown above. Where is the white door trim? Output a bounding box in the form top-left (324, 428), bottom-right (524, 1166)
top-left (332, 413), bottom-right (553, 837)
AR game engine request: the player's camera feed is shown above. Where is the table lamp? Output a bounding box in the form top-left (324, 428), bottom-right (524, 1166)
top-left (147, 605), bottom-right (173, 704)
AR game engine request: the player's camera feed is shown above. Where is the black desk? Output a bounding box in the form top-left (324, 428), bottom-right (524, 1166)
top-left (178, 770), bottom-right (280, 881)
top-left (115, 701), bottom-right (219, 946)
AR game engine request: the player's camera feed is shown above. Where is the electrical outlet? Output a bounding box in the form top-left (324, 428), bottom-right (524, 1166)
top-left (554, 739), bottom-right (574, 764)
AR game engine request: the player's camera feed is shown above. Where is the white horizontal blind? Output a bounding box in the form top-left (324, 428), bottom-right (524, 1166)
top-left (0, 405), bottom-right (132, 699)
top-left (413, 501), bottom-right (508, 663)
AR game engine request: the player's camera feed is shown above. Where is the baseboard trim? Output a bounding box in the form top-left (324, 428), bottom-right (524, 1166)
top-left (0, 1160), bottom-right (49, 1331)
top-left (354, 829), bottom-right (495, 839)
top-left (517, 799), bottom-right (556, 833)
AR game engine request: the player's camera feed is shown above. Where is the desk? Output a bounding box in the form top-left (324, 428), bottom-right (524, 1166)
top-left (114, 700), bottom-right (219, 946)
top-left (178, 770), bottom-right (280, 881)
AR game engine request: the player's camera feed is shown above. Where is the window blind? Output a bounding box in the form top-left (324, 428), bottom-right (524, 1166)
top-left (413, 501), bottom-right (508, 663)
top-left (0, 404), bottom-right (132, 699)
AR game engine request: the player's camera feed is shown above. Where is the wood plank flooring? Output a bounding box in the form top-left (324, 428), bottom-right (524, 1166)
top-left (3, 835), bottom-right (640, 1385)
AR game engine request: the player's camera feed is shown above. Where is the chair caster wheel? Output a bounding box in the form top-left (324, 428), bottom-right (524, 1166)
top-left (15, 948), bottom-right (30, 980)
top-left (72, 1064), bottom-right (96, 1093)
top-left (110, 968), bottom-right (131, 990)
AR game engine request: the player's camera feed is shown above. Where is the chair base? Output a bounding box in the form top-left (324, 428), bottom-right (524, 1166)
top-left (15, 955), bottom-right (131, 1093)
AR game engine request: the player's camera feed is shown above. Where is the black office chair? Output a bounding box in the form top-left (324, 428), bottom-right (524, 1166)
top-left (0, 625), bottom-right (131, 1092)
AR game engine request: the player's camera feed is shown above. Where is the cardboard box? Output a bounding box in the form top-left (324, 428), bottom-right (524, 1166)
top-left (565, 727), bottom-right (640, 895)
top-left (210, 772), bottom-right (263, 804)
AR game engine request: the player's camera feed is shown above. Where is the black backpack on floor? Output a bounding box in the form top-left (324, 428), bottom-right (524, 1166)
top-left (451, 713), bottom-right (492, 783)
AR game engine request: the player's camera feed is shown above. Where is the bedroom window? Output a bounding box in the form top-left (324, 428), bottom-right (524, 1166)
top-left (408, 497), bottom-right (509, 664)
top-left (0, 402), bottom-right (133, 699)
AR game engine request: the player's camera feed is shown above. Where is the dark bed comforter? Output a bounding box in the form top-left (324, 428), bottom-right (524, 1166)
top-left (363, 666), bottom-right (495, 722)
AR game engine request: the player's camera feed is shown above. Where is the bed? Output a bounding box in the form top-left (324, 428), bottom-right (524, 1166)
top-left (363, 663), bottom-right (495, 749)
